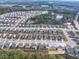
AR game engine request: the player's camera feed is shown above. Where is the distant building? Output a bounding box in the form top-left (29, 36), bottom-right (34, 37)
top-left (56, 14), bottom-right (63, 21)
top-left (51, 12), bottom-right (54, 15)
top-left (0, 4), bottom-right (16, 7)
top-left (74, 12), bottom-right (79, 29)
top-left (41, 5), bottom-right (49, 8)
top-left (75, 12), bottom-right (79, 24)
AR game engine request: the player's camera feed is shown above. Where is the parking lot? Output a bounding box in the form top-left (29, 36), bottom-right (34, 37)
top-left (0, 27), bottom-right (66, 49)
top-left (67, 31), bottom-right (79, 45)
top-left (0, 11), bottom-right (48, 27)
top-left (0, 11), bottom-right (77, 52)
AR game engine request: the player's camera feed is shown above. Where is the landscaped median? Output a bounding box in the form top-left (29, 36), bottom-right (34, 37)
top-left (0, 49), bottom-right (78, 59)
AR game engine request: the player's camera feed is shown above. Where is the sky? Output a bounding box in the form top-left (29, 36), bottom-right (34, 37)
top-left (0, 0), bottom-right (79, 2)
top-left (2, 0), bottom-right (79, 1)
top-left (58, 0), bottom-right (79, 1)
